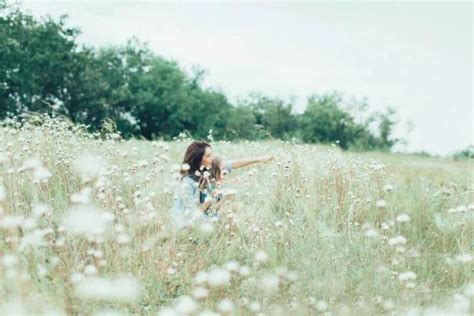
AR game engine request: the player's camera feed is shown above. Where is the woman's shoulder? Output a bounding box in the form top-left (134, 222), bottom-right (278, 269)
top-left (182, 173), bottom-right (198, 181)
top-left (181, 174), bottom-right (198, 187)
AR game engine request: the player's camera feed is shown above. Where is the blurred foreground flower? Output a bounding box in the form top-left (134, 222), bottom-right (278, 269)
top-left (75, 275), bottom-right (141, 302)
top-left (62, 205), bottom-right (114, 237)
top-left (73, 152), bottom-right (105, 181)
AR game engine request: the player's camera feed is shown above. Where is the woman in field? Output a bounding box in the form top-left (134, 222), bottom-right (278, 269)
top-left (170, 141), bottom-right (273, 228)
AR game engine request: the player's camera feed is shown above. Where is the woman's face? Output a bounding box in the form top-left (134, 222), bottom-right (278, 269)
top-left (201, 146), bottom-right (214, 169)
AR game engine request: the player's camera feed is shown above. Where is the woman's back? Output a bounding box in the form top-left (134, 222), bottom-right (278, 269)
top-left (170, 160), bottom-right (233, 228)
top-left (170, 175), bottom-right (201, 228)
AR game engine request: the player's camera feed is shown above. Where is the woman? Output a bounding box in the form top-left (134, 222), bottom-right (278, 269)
top-left (170, 141), bottom-right (273, 228)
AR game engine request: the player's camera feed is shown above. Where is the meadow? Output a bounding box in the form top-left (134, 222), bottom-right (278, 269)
top-left (0, 115), bottom-right (472, 315)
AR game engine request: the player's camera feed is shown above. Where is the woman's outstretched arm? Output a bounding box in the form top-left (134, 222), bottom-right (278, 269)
top-left (230, 155), bottom-right (274, 169)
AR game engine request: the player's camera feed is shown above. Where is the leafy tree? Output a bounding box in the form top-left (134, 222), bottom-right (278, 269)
top-left (299, 93), bottom-right (358, 149)
top-left (241, 93), bottom-right (298, 140)
top-left (0, 6), bottom-right (402, 151)
top-left (452, 145), bottom-right (474, 160)
top-left (225, 104), bottom-right (258, 140)
top-left (0, 8), bottom-right (80, 117)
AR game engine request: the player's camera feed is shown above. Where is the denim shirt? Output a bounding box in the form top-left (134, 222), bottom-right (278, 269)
top-left (170, 160), bottom-right (232, 228)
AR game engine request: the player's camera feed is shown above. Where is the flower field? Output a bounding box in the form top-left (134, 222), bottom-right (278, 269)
top-left (0, 115), bottom-right (472, 315)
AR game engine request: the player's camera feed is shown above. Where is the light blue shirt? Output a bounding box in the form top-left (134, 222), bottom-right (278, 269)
top-left (170, 160), bottom-right (233, 228)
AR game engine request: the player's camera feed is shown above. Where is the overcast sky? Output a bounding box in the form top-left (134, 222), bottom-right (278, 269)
top-left (18, 0), bottom-right (473, 155)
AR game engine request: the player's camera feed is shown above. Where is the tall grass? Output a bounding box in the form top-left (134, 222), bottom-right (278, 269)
top-left (0, 114), bottom-right (472, 315)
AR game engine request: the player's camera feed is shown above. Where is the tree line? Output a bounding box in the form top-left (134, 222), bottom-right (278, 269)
top-left (1, 4), bottom-right (400, 150)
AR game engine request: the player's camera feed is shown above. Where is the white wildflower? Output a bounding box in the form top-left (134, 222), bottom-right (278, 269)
top-left (2, 254), bottom-right (18, 268)
top-left (73, 153), bottom-right (105, 180)
top-left (223, 260), bottom-right (240, 272)
top-left (0, 215), bottom-right (24, 229)
top-left (238, 265), bottom-right (251, 277)
top-left (287, 270), bottom-right (299, 281)
top-left (398, 271), bottom-right (417, 281)
top-left (382, 299), bottom-right (395, 311)
top-left (316, 300), bottom-right (328, 312)
top-left (116, 233), bottom-right (131, 244)
top-left (365, 228), bottom-right (378, 237)
top-left (255, 250), bottom-right (269, 263)
top-left (70, 187), bottom-right (93, 204)
top-left (194, 271), bottom-right (208, 284)
top-left (0, 300), bottom-right (28, 315)
top-left (248, 301), bottom-right (261, 312)
top-left (207, 268), bottom-right (230, 287)
top-left (19, 229), bottom-right (50, 251)
top-left (388, 235), bottom-right (407, 246)
top-left (32, 203), bottom-right (51, 217)
top-left (197, 310), bottom-right (219, 316)
top-left (75, 275), bottom-right (140, 302)
top-left (174, 295), bottom-right (198, 315)
top-left (396, 246), bottom-right (406, 253)
top-left (455, 253), bottom-right (473, 263)
top-left (157, 307), bottom-right (179, 316)
top-left (376, 199), bottom-right (387, 209)
top-left (84, 264), bottom-right (97, 275)
top-left (62, 205), bottom-right (114, 237)
top-left (93, 309), bottom-right (125, 316)
top-left (396, 213), bottom-right (411, 223)
top-left (217, 298), bottom-right (234, 313)
top-left (22, 217), bottom-right (37, 230)
top-left (198, 222), bottom-right (214, 234)
top-left (21, 158), bottom-right (42, 170)
top-left (192, 287), bottom-right (209, 299)
top-left (37, 264), bottom-right (47, 277)
top-left (70, 272), bottom-right (84, 284)
top-left (33, 166), bottom-right (52, 182)
top-left (0, 184), bottom-right (5, 201)
top-left (259, 274), bottom-right (279, 294)
top-left (464, 283), bottom-right (474, 297)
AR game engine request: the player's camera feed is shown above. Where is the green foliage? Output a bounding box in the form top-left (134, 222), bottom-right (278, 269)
top-left (452, 145), bottom-right (474, 160)
top-left (241, 93), bottom-right (298, 140)
top-left (0, 8), bottom-right (80, 116)
top-left (299, 93), bottom-right (398, 150)
top-left (0, 7), bottom-right (402, 151)
top-left (225, 105), bottom-right (258, 140)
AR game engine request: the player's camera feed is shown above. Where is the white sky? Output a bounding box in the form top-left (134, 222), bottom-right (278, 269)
top-left (17, 0), bottom-right (473, 155)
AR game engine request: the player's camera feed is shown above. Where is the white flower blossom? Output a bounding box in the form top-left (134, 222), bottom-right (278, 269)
top-left (75, 275), bottom-right (141, 302)
top-left (396, 213), bottom-right (411, 223)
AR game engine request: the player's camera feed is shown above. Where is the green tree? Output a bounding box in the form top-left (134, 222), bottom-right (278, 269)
top-left (0, 5), bottom-right (401, 151)
top-left (225, 104), bottom-right (258, 140)
top-left (300, 92), bottom-right (360, 149)
top-left (241, 93), bottom-right (298, 140)
top-left (0, 8), bottom-right (80, 117)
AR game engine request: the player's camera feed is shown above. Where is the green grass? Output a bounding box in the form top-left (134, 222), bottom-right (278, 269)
top-left (0, 116), bottom-right (472, 315)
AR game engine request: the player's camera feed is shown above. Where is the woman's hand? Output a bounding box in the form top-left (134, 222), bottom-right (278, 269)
top-left (230, 155), bottom-right (275, 169)
top-left (258, 155), bottom-right (274, 163)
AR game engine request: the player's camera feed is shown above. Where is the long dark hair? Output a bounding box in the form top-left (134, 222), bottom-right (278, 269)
top-left (180, 141), bottom-right (211, 187)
